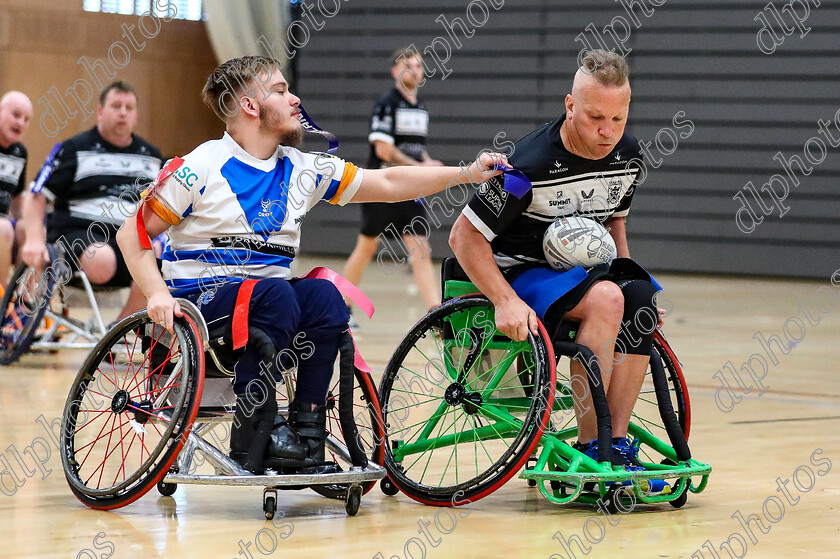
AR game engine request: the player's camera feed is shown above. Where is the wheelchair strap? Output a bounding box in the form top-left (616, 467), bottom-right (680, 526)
top-left (137, 156), bottom-right (184, 250)
top-left (300, 267), bottom-right (374, 373)
top-left (300, 267), bottom-right (374, 319)
top-left (232, 279), bottom-right (258, 350)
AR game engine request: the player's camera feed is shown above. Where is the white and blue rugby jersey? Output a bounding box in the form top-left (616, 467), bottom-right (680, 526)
top-left (146, 132), bottom-right (363, 295)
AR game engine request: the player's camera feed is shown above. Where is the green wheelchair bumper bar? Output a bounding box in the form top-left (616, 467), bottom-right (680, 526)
top-left (519, 436), bottom-right (712, 506)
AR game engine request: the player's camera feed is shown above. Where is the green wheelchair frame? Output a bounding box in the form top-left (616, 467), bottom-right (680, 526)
top-left (378, 271), bottom-right (711, 510)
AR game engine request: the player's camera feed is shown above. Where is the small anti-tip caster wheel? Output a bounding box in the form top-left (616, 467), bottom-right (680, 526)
top-left (380, 477), bottom-right (399, 496)
top-left (603, 485), bottom-right (634, 514)
top-left (263, 488), bottom-right (278, 520)
top-left (669, 484), bottom-right (688, 509)
top-left (345, 485), bottom-right (362, 516)
top-left (157, 480), bottom-right (177, 497)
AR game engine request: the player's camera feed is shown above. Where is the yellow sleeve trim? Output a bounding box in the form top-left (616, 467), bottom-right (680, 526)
top-left (141, 188), bottom-right (180, 225)
top-left (328, 162), bottom-right (359, 205)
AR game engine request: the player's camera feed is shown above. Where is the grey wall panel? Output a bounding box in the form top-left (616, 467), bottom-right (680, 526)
top-left (293, 0), bottom-right (840, 279)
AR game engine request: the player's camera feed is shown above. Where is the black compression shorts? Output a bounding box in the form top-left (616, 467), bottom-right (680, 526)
top-left (360, 200), bottom-right (427, 238)
top-left (46, 212), bottom-right (133, 288)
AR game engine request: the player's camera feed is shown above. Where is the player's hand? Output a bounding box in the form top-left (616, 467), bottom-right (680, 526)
top-left (20, 240), bottom-right (49, 269)
top-left (467, 152), bottom-right (510, 182)
top-left (494, 296), bottom-right (539, 342)
top-left (147, 290), bottom-right (182, 334)
top-left (421, 159), bottom-right (444, 167)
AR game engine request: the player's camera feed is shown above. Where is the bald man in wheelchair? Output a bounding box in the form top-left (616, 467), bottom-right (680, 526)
top-left (116, 55), bottom-right (506, 474)
top-left (450, 50), bottom-right (664, 471)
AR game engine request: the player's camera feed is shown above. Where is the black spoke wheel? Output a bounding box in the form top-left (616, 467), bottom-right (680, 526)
top-left (0, 258), bottom-right (59, 365)
top-left (60, 312), bottom-right (204, 509)
top-left (379, 296), bottom-right (555, 506)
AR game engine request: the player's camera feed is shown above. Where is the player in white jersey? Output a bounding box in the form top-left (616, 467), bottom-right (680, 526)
top-left (117, 56), bottom-right (506, 473)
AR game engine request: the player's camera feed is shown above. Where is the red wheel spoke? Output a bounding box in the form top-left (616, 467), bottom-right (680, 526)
top-left (126, 348), bottom-right (182, 398)
top-left (128, 331), bottom-right (176, 395)
top-left (149, 420), bottom-right (164, 437)
top-left (77, 413), bottom-right (118, 470)
top-left (99, 367), bottom-right (120, 391)
top-left (139, 431), bottom-right (154, 460)
top-left (115, 332), bottom-right (143, 390)
top-left (115, 431), bottom-right (139, 486)
top-left (76, 417), bottom-right (129, 456)
top-left (129, 382), bottom-right (183, 401)
top-left (74, 409), bottom-right (111, 434)
top-left (126, 403), bottom-right (175, 417)
top-left (84, 420), bottom-right (133, 487)
top-left (113, 425), bottom-right (130, 486)
top-left (97, 411), bottom-right (123, 489)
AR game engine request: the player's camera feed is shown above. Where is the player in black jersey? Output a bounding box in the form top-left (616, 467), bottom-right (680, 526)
top-left (451, 50), bottom-right (660, 468)
top-left (342, 48), bottom-right (444, 320)
top-left (0, 91), bottom-right (33, 294)
top-left (20, 81), bottom-right (163, 321)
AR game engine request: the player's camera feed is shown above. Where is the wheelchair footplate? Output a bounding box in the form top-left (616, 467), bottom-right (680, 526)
top-left (161, 420), bottom-right (386, 518)
top-left (520, 431), bottom-right (711, 509)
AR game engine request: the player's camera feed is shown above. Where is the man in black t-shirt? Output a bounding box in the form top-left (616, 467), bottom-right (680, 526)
top-left (21, 81), bottom-right (163, 320)
top-left (342, 48), bottom-right (443, 320)
top-left (451, 50), bottom-right (660, 468)
top-left (0, 91), bottom-right (33, 293)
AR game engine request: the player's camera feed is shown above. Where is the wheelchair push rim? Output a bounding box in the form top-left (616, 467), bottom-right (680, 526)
top-left (60, 312), bottom-right (205, 509)
top-left (379, 295), bottom-right (555, 506)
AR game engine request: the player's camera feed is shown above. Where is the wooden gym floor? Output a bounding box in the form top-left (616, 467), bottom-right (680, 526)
top-left (0, 255), bottom-right (837, 559)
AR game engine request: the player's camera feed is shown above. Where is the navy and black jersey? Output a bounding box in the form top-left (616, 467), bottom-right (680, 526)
top-left (32, 127), bottom-right (163, 225)
top-left (463, 115), bottom-right (643, 270)
top-left (0, 142), bottom-right (27, 216)
top-left (367, 87), bottom-right (429, 168)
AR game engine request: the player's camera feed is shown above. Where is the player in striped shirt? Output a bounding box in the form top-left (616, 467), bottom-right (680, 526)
top-left (117, 56), bottom-right (506, 473)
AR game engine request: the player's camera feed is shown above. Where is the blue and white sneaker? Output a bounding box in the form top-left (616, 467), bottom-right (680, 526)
top-left (611, 437), bottom-right (668, 493)
top-left (572, 438), bottom-right (668, 493)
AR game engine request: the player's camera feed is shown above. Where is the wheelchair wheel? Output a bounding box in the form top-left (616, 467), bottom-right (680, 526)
top-left (60, 312), bottom-right (204, 509)
top-left (379, 295), bottom-right (555, 506)
top-left (548, 329), bottom-right (690, 457)
top-left (0, 261), bottom-right (56, 365)
top-left (275, 368), bottom-right (385, 500)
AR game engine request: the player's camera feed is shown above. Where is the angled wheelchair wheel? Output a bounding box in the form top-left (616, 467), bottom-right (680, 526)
top-left (0, 259), bottom-right (58, 365)
top-left (379, 295), bottom-right (555, 506)
top-left (274, 368), bottom-right (385, 500)
top-left (60, 312), bottom-right (205, 510)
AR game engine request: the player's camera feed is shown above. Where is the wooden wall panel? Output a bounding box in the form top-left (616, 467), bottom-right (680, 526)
top-left (0, 0), bottom-right (221, 177)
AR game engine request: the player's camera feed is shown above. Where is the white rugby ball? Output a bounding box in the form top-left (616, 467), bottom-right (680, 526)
top-left (542, 216), bottom-right (617, 271)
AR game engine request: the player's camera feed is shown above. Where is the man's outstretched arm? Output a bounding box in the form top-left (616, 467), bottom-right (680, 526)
top-left (449, 215), bottom-right (537, 342)
top-left (351, 152), bottom-right (506, 203)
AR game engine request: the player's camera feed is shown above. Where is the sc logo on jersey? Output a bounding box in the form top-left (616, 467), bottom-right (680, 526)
top-left (174, 166), bottom-right (198, 189)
